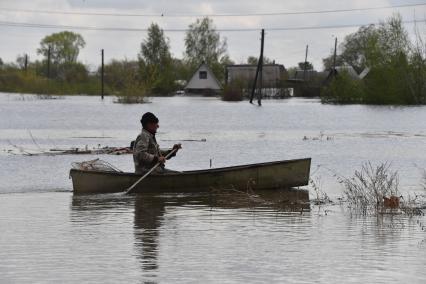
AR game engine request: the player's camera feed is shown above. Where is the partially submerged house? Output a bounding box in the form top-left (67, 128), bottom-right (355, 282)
top-left (282, 69), bottom-right (328, 98)
top-left (225, 64), bottom-right (287, 88)
top-left (225, 64), bottom-right (288, 98)
top-left (184, 63), bottom-right (222, 96)
top-left (292, 69), bottom-right (318, 82)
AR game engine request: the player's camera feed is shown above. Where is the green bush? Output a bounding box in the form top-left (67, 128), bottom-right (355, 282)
top-left (321, 14), bottom-right (426, 105)
top-left (114, 82), bottom-right (146, 104)
top-left (321, 71), bottom-right (365, 104)
top-left (0, 69), bottom-right (101, 95)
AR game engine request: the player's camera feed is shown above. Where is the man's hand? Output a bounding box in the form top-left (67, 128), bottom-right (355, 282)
top-left (173, 143), bottom-right (182, 151)
top-left (158, 156), bottom-right (166, 164)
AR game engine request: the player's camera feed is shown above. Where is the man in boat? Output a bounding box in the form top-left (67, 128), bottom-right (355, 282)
top-left (133, 112), bottom-right (181, 174)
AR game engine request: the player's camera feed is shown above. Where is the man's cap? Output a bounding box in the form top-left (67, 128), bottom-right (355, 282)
top-left (141, 112), bottom-right (159, 127)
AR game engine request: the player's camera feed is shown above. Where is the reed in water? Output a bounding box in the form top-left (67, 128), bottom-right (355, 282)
top-left (335, 162), bottom-right (425, 216)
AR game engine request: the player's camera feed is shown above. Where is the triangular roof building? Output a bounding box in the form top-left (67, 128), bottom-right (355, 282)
top-left (185, 63), bottom-right (222, 95)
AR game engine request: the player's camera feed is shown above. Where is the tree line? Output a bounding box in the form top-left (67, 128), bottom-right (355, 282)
top-left (0, 17), bottom-right (236, 97)
top-left (322, 14), bottom-right (426, 105)
top-left (2, 14), bottom-right (426, 105)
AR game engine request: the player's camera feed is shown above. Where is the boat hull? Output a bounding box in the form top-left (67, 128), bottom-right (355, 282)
top-left (70, 158), bottom-right (311, 194)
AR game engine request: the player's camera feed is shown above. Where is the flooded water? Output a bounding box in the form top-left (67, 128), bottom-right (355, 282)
top-left (0, 93), bottom-right (425, 283)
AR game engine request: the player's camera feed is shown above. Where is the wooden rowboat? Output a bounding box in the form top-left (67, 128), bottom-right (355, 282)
top-left (70, 158), bottom-right (311, 194)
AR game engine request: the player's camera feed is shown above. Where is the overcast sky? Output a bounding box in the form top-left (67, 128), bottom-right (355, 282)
top-left (1, 0), bottom-right (426, 71)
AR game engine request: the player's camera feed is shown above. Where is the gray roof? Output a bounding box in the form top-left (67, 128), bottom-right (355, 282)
top-left (358, 67), bottom-right (371, 80)
top-left (334, 66), bottom-right (359, 80)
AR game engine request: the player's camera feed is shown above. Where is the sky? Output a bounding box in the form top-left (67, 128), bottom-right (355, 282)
top-left (1, 0), bottom-right (426, 71)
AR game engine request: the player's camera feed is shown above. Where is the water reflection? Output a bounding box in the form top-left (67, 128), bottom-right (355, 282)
top-left (71, 194), bottom-right (134, 218)
top-left (133, 195), bottom-right (165, 274)
top-left (71, 188), bottom-right (310, 278)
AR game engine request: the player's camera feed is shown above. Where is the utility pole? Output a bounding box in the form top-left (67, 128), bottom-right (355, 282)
top-left (47, 46), bottom-right (51, 79)
top-left (258, 29), bottom-right (264, 106)
top-left (24, 54), bottom-right (28, 73)
top-left (101, 49), bottom-right (104, 100)
top-left (332, 37), bottom-right (338, 73)
top-left (303, 44), bottom-right (309, 81)
top-left (250, 29), bottom-right (264, 106)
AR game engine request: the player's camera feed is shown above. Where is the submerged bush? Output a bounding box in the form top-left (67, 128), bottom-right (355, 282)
top-left (339, 162), bottom-right (400, 213)
top-left (114, 83), bottom-right (146, 104)
top-left (221, 79), bottom-right (245, 101)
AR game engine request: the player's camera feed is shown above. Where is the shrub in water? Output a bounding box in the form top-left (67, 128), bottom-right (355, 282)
top-left (221, 79), bottom-right (245, 101)
top-left (321, 71), bottom-right (365, 104)
top-left (339, 162), bottom-right (399, 213)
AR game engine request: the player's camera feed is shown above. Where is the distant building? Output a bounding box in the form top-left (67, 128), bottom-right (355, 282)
top-left (290, 69), bottom-right (328, 83)
top-left (323, 65), bottom-right (360, 85)
top-left (184, 63), bottom-right (222, 95)
top-left (225, 64), bottom-right (287, 88)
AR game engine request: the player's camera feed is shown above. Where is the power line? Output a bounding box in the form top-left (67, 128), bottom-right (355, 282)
top-left (0, 19), bottom-right (424, 33)
top-left (0, 3), bottom-right (425, 18)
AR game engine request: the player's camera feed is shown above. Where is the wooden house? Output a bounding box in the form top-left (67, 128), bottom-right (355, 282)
top-left (225, 64), bottom-right (287, 88)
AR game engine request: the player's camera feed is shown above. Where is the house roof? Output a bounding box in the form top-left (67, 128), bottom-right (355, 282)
top-left (185, 63), bottom-right (222, 90)
top-left (226, 64), bottom-right (286, 73)
top-left (358, 67), bottom-right (371, 80)
top-left (334, 65), bottom-right (359, 80)
top-left (226, 63), bottom-right (285, 68)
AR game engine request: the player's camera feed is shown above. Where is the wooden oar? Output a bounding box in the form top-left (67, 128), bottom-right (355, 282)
top-left (125, 148), bottom-right (178, 194)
